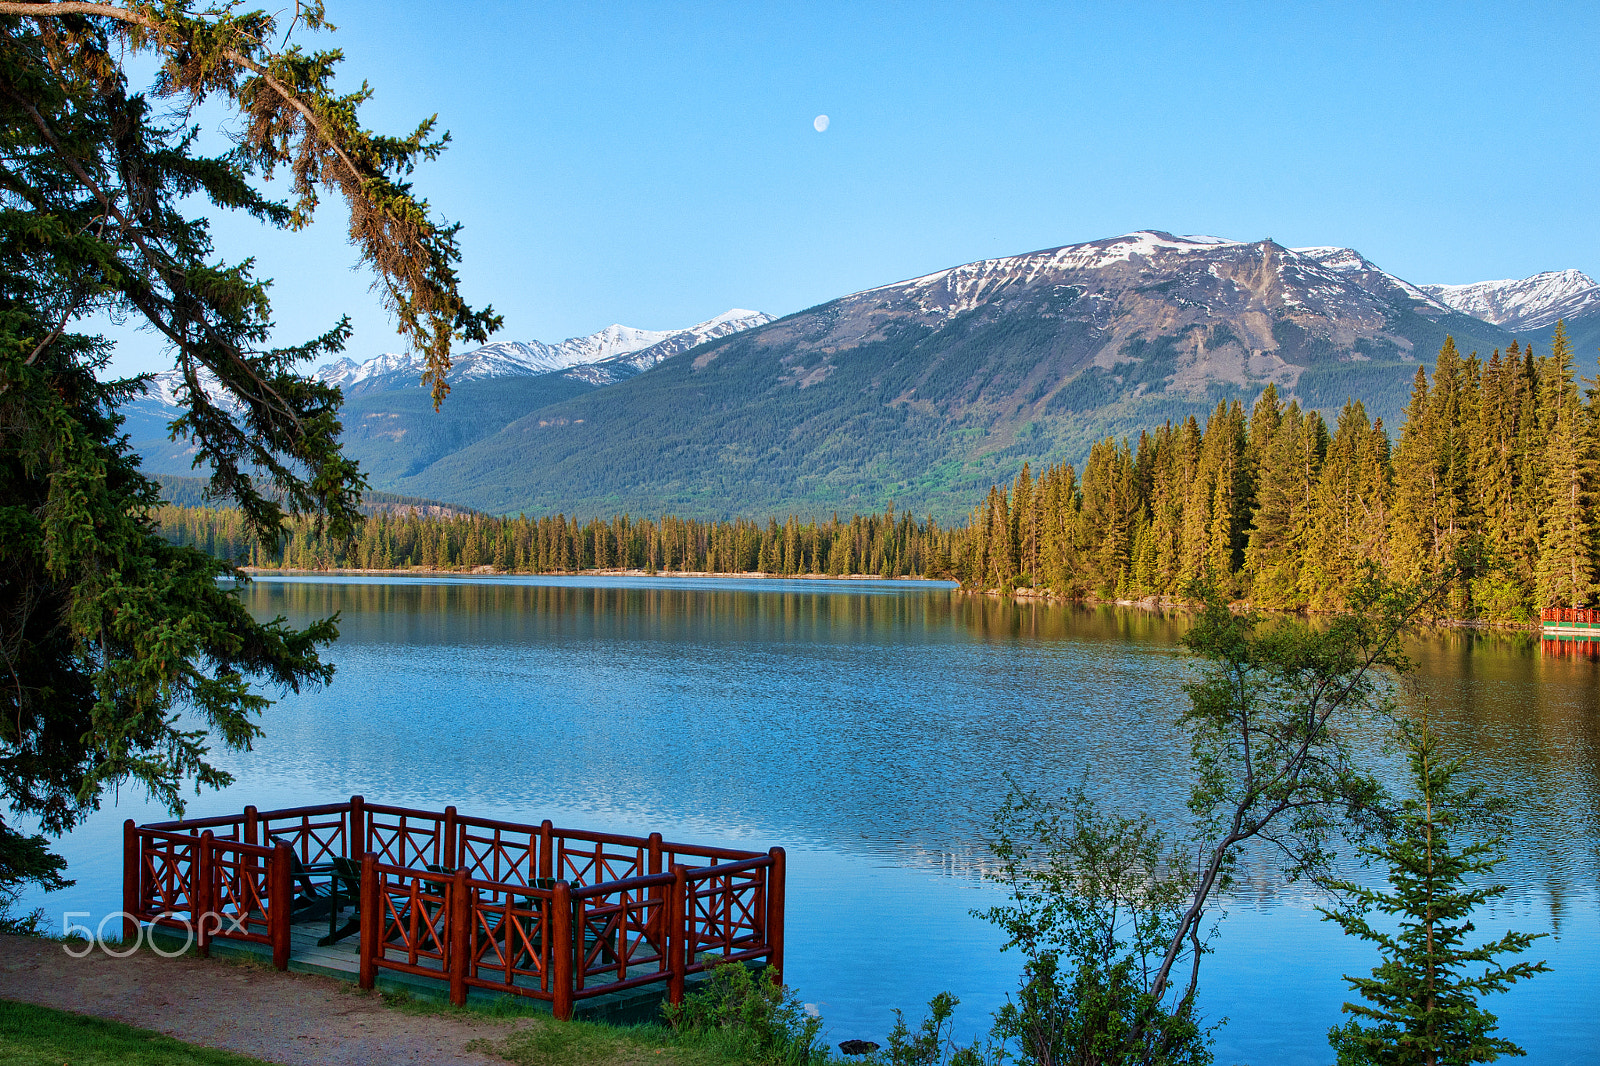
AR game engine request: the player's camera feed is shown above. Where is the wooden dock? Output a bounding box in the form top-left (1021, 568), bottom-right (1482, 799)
top-left (128, 797), bottom-right (784, 1020)
top-left (1541, 607), bottom-right (1600, 657)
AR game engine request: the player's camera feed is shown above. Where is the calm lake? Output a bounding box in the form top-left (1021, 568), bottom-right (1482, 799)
top-left (26, 575), bottom-right (1600, 1065)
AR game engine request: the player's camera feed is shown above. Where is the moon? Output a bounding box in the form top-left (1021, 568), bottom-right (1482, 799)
top-left (813, 114), bottom-right (829, 133)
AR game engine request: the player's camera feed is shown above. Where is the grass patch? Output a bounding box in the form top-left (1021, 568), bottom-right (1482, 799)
top-left (471, 962), bottom-right (832, 1066)
top-left (475, 1016), bottom-right (784, 1066)
top-left (476, 1019), bottom-right (684, 1066)
top-left (0, 999), bottom-right (272, 1065)
top-left (369, 985), bottom-right (536, 1020)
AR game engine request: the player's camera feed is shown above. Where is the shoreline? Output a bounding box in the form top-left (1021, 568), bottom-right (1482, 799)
top-left (240, 565), bottom-right (950, 582)
top-left (236, 567), bottom-right (1544, 632)
top-left (967, 586), bottom-right (1544, 632)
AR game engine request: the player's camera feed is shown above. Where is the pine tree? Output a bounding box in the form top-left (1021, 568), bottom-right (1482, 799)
top-left (1472, 349), bottom-right (1534, 619)
top-left (1178, 405), bottom-right (1226, 587)
top-left (985, 485), bottom-right (1016, 589)
top-left (1388, 341), bottom-right (1479, 614)
top-left (1246, 401), bottom-right (1321, 607)
top-left (1013, 464), bottom-right (1039, 584)
top-left (1320, 719), bottom-right (1548, 1065)
top-left (1145, 424), bottom-right (1186, 595)
top-left (1039, 463), bottom-right (1083, 596)
top-left (1534, 322), bottom-right (1597, 608)
top-left (1079, 439), bottom-right (1137, 594)
top-left (1303, 402), bottom-right (1391, 609)
top-left (1204, 400), bottom-right (1251, 586)
top-left (1389, 366), bottom-right (1439, 589)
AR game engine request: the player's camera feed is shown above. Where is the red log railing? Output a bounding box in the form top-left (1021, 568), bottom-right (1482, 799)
top-left (1543, 607), bottom-right (1600, 624)
top-left (125, 796), bottom-right (785, 1017)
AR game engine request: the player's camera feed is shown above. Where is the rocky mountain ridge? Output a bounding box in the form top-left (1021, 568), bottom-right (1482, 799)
top-left (741, 231), bottom-right (1496, 415)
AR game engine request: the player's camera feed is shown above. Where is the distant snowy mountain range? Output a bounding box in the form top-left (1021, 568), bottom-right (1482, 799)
top-left (311, 308), bottom-right (775, 394)
top-left (140, 308), bottom-right (775, 410)
top-left (1422, 270), bottom-right (1600, 331)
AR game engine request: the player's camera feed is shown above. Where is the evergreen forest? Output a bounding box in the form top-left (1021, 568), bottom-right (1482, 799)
top-left (958, 328), bottom-right (1599, 621)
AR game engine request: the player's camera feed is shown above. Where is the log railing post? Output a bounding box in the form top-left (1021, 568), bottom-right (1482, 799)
top-left (646, 832), bottom-right (664, 953)
top-left (122, 820), bottom-right (139, 947)
top-left (443, 805), bottom-right (458, 870)
top-left (449, 867), bottom-right (469, 1006)
top-left (551, 880), bottom-right (574, 1020)
top-left (668, 864), bottom-right (688, 1006)
top-left (766, 847), bottom-right (786, 981)
top-left (196, 831), bottom-right (215, 958)
top-left (270, 840), bottom-right (292, 971)
top-left (241, 806), bottom-right (260, 909)
top-left (359, 853), bottom-right (378, 989)
top-left (539, 820), bottom-right (554, 881)
top-left (349, 795), bottom-right (365, 861)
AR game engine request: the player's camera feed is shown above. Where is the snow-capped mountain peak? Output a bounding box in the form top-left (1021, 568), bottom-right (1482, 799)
top-left (1289, 246), bottom-right (1452, 313)
top-left (867, 231), bottom-right (1242, 299)
top-left (1421, 270), bottom-right (1600, 331)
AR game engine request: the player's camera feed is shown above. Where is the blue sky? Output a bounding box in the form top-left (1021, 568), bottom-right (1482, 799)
top-left (108, 1), bottom-right (1600, 374)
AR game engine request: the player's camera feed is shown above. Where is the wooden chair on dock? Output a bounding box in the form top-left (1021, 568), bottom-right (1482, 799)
top-left (319, 856), bottom-right (362, 946)
top-left (269, 839), bottom-right (362, 947)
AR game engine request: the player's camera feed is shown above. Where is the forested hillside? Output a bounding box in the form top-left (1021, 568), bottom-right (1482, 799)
top-left (956, 328), bottom-right (1598, 620)
top-left (157, 327), bottom-right (1599, 621)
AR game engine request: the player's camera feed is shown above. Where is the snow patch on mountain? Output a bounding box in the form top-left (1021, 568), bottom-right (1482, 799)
top-left (848, 231), bottom-right (1455, 329)
top-left (857, 232), bottom-right (1255, 319)
top-left (867, 232), bottom-right (1239, 300)
top-left (141, 364), bottom-right (243, 415)
top-left (1421, 271), bottom-right (1600, 331)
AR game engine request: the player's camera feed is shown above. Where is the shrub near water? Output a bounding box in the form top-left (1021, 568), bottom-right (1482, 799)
top-left (665, 961), bottom-right (826, 1066)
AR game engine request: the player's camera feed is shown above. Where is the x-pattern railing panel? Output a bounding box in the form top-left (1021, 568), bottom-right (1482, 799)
top-left (368, 815), bottom-right (444, 871)
top-left (688, 870), bottom-right (763, 953)
top-left (140, 838), bottom-right (198, 920)
top-left (209, 847), bottom-right (272, 942)
top-left (558, 842), bottom-right (644, 888)
top-left (577, 904), bottom-right (622, 980)
top-left (377, 870), bottom-right (450, 970)
top-left (467, 892), bottom-right (550, 994)
top-left (460, 828), bottom-right (536, 886)
top-left (260, 814), bottom-right (345, 867)
top-left (575, 886), bottom-right (667, 985)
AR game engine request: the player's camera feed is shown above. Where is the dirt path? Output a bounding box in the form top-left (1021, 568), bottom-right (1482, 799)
top-left (0, 934), bottom-right (527, 1065)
